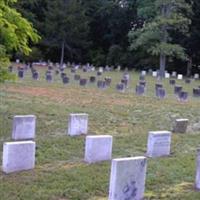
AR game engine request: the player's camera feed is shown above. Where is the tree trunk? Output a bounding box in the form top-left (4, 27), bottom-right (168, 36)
top-left (186, 57), bottom-right (192, 77)
top-left (60, 41), bottom-right (65, 67)
top-left (160, 53), bottom-right (166, 78)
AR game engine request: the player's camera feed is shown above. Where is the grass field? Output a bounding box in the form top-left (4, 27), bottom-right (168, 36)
top-left (1, 66), bottom-right (200, 199)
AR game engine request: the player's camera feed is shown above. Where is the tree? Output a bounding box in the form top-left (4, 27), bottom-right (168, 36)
top-left (44, 0), bottom-right (90, 66)
top-left (0, 0), bottom-right (40, 82)
top-left (129, 0), bottom-right (191, 77)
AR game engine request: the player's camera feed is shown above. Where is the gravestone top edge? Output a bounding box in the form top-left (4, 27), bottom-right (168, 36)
top-left (112, 156), bottom-right (146, 162)
top-left (86, 135), bottom-right (112, 139)
top-left (149, 131), bottom-right (171, 135)
top-left (4, 141), bottom-right (35, 145)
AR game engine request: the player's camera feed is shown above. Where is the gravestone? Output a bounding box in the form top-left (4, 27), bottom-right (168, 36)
top-left (46, 71), bottom-right (53, 82)
top-left (97, 71), bottom-right (102, 76)
top-left (141, 70), bottom-right (146, 76)
top-left (185, 79), bottom-right (191, 84)
top-left (105, 77), bottom-right (112, 86)
top-left (178, 91), bottom-right (188, 102)
top-left (172, 71), bottom-right (177, 78)
top-left (109, 157), bottom-right (147, 200)
top-left (195, 149), bottom-right (200, 190)
top-left (68, 113), bottom-right (88, 136)
top-left (90, 76), bottom-right (96, 83)
top-left (139, 80), bottom-right (146, 87)
top-left (156, 88), bottom-right (166, 99)
top-left (80, 78), bottom-right (87, 86)
top-left (60, 72), bottom-right (66, 79)
top-left (12, 115), bottom-right (36, 140)
top-left (173, 119), bottom-right (189, 133)
top-left (84, 135), bottom-right (113, 163)
top-left (121, 79), bottom-right (128, 88)
top-left (32, 71), bottom-right (39, 80)
top-left (18, 69), bottom-right (24, 79)
top-left (147, 131), bottom-right (171, 157)
top-left (116, 83), bottom-right (125, 93)
top-left (169, 79), bottom-right (176, 85)
top-left (136, 84), bottom-right (145, 96)
top-left (155, 83), bottom-right (163, 90)
top-left (97, 80), bottom-right (106, 89)
top-left (62, 76), bottom-right (69, 84)
top-left (174, 85), bottom-right (182, 95)
top-left (2, 141), bottom-right (36, 173)
top-left (165, 73), bottom-right (170, 79)
top-left (177, 74), bottom-right (183, 80)
top-left (139, 75), bottom-right (145, 81)
top-left (74, 74), bottom-right (80, 81)
top-left (152, 71), bottom-right (157, 77)
top-left (193, 88), bottom-right (200, 97)
top-left (194, 74), bottom-right (199, 80)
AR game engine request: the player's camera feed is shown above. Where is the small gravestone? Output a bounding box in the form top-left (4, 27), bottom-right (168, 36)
top-left (148, 69), bottom-right (153, 75)
top-left (46, 71), bottom-right (53, 82)
top-left (173, 119), bottom-right (189, 133)
top-left (121, 79), bottom-right (128, 88)
top-left (147, 131), bottom-right (171, 157)
top-left (193, 88), bottom-right (200, 97)
top-left (90, 76), bottom-right (96, 83)
top-left (156, 88), bottom-right (166, 99)
top-left (169, 79), bottom-right (176, 85)
top-left (136, 84), bottom-right (145, 96)
top-left (2, 141), bottom-right (36, 173)
top-left (68, 113), bottom-right (88, 136)
top-left (84, 135), bottom-right (113, 163)
top-left (178, 91), bottom-right (188, 102)
top-left (62, 76), bottom-right (69, 84)
top-left (185, 79), bottom-right (191, 84)
top-left (80, 78), bottom-right (87, 86)
top-left (174, 85), bottom-right (182, 95)
top-left (12, 115), bottom-right (36, 140)
top-left (74, 74), bottom-right (80, 81)
top-left (194, 74), bottom-right (199, 80)
top-left (97, 80), bottom-right (106, 89)
top-left (18, 69), bottom-right (24, 79)
top-left (152, 71), bottom-right (157, 77)
top-left (109, 157), bottom-right (147, 200)
top-left (116, 83), bottom-right (125, 93)
top-left (105, 77), bottom-right (112, 86)
top-left (177, 74), bottom-right (183, 80)
top-left (97, 71), bottom-right (102, 76)
top-left (32, 71), bottom-right (39, 80)
top-left (165, 73), bottom-right (170, 78)
top-left (141, 70), bottom-right (146, 76)
top-left (195, 149), bottom-right (200, 190)
top-left (172, 71), bottom-right (177, 78)
top-left (139, 80), bottom-right (146, 87)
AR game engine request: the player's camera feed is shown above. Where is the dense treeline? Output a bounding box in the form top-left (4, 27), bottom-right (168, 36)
top-left (4, 0), bottom-right (200, 74)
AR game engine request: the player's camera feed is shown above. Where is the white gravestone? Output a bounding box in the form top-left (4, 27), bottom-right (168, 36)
top-left (68, 113), bottom-right (88, 136)
top-left (165, 73), bottom-right (170, 79)
top-left (173, 119), bottom-right (189, 133)
top-left (109, 157), bottom-right (147, 200)
top-left (194, 74), bottom-right (199, 80)
top-left (12, 115), bottom-right (36, 140)
top-left (141, 71), bottom-right (146, 76)
top-left (195, 149), bottom-right (200, 189)
top-left (152, 71), bottom-right (157, 77)
top-left (2, 141), bottom-right (36, 173)
top-left (147, 131), bottom-right (171, 157)
top-left (85, 135), bottom-right (113, 163)
top-left (177, 74), bottom-right (183, 80)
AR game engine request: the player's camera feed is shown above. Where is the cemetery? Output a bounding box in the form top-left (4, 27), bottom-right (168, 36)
top-left (1, 0), bottom-right (200, 199)
top-left (1, 64), bottom-right (200, 200)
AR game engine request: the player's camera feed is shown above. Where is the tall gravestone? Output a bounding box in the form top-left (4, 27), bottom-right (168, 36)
top-left (2, 141), bottom-right (36, 173)
top-left (12, 115), bottom-right (36, 140)
top-left (195, 149), bottom-right (200, 190)
top-left (68, 113), bottom-right (88, 136)
top-left (109, 157), bottom-right (147, 200)
top-left (147, 131), bottom-right (171, 157)
top-left (84, 135), bottom-right (113, 163)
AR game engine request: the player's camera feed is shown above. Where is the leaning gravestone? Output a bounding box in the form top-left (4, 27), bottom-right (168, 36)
top-left (84, 135), bottom-right (113, 163)
top-left (147, 131), bottom-right (171, 157)
top-left (2, 141), bottom-right (36, 173)
top-left (109, 156), bottom-right (147, 200)
top-left (195, 149), bottom-right (200, 190)
top-left (12, 115), bottom-right (36, 140)
top-left (68, 113), bottom-right (88, 136)
top-left (173, 119), bottom-right (189, 133)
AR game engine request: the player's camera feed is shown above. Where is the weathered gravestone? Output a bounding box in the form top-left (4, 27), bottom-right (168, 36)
top-left (139, 80), bottom-right (146, 87)
top-left (60, 72), bottom-right (66, 79)
top-left (139, 75), bottom-right (145, 81)
top-left (97, 80), bottom-right (106, 89)
top-left (172, 71), bottom-right (177, 78)
top-left (18, 68), bottom-right (24, 79)
top-left (74, 74), bottom-right (80, 81)
top-left (174, 85), bottom-right (182, 95)
top-left (169, 79), bottom-right (176, 85)
top-left (178, 91), bottom-right (188, 102)
top-left (12, 115), bottom-right (36, 140)
top-left (109, 157), bottom-right (147, 200)
top-left (147, 131), bottom-right (171, 157)
top-left (193, 88), bottom-right (200, 97)
top-left (121, 79), bottom-right (128, 88)
top-left (90, 76), bottom-right (96, 83)
top-left (156, 88), bottom-right (166, 99)
top-left (68, 113), bottom-right (88, 136)
top-left (105, 77), bottom-right (112, 86)
top-left (62, 76), bottom-right (69, 84)
top-left (32, 71), bottom-right (39, 80)
top-left (173, 119), bottom-right (189, 133)
top-left (84, 135), bottom-right (113, 163)
top-left (195, 149), bottom-right (200, 190)
top-left (2, 141), bottom-right (36, 173)
top-left (116, 83), bottom-right (125, 93)
top-left (80, 78), bottom-right (87, 86)
top-left (97, 71), bottom-right (102, 76)
top-left (136, 84), bottom-right (145, 96)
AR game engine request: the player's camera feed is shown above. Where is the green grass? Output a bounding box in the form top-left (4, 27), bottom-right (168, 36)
top-left (1, 67), bottom-right (200, 199)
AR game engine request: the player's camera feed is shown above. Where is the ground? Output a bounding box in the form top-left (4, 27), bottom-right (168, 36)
top-left (0, 66), bottom-right (200, 199)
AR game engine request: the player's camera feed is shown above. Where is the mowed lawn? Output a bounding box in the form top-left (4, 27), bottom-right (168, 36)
top-left (1, 66), bottom-right (200, 200)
